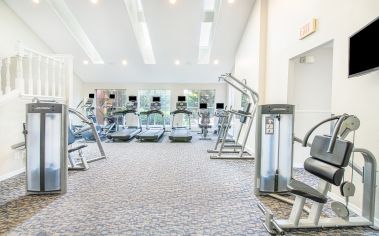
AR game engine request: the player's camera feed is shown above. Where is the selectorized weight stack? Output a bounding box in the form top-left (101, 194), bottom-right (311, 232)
top-left (24, 100), bottom-right (68, 194)
top-left (255, 104), bottom-right (294, 194)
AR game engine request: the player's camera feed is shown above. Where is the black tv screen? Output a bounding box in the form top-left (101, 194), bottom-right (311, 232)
top-left (349, 17), bottom-right (379, 77)
top-left (129, 96), bottom-right (137, 101)
top-left (152, 96), bottom-right (160, 102)
top-left (216, 103), bottom-right (224, 109)
top-left (178, 96), bottom-right (186, 102)
top-left (109, 94), bottom-right (115, 99)
top-left (88, 93), bottom-right (95, 99)
top-left (200, 103), bottom-right (207, 109)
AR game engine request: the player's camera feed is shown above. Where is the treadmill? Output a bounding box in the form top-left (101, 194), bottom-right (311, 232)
top-left (169, 96), bottom-right (192, 142)
top-left (136, 96), bottom-right (165, 142)
top-left (107, 96), bottom-right (142, 141)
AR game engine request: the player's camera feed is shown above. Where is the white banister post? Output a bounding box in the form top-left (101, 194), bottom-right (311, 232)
top-left (66, 56), bottom-right (74, 106)
top-left (15, 41), bottom-right (25, 93)
top-left (58, 61), bottom-right (63, 97)
top-left (0, 57), bottom-right (3, 95)
top-left (28, 52), bottom-right (33, 94)
top-left (5, 58), bottom-right (11, 94)
top-left (44, 57), bottom-right (49, 96)
top-left (36, 55), bottom-right (42, 95)
top-left (51, 60), bottom-right (56, 97)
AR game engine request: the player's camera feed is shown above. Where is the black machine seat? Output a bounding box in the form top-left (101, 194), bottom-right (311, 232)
top-left (68, 144), bottom-right (87, 153)
top-left (289, 135), bottom-right (354, 202)
top-left (288, 179), bottom-right (327, 203)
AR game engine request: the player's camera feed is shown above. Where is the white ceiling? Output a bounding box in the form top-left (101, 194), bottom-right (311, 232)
top-left (5, 0), bottom-right (254, 83)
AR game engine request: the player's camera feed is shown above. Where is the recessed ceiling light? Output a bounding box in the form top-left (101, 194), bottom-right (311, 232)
top-left (33, 0), bottom-right (40, 4)
top-left (169, 0), bottom-right (176, 4)
top-left (83, 60), bottom-right (89, 65)
top-left (174, 60), bottom-right (180, 65)
top-left (213, 59), bottom-right (219, 65)
top-left (122, 60), bottom-right (128, 65)
top-left (228, 0), bottom-right (235, 3)
top-left (90, 0), bottom-right (98, 4)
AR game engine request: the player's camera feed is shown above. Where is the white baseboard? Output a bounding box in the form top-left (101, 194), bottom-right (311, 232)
top-left (0, 168), bottom-right (25, 182)
top-left (328, 191), bottom-right (379, 227)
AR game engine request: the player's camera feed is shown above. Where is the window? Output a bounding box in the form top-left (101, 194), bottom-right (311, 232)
top-left (95, 89), bottom-right (127, 125)
top-left (184, 89), bottom-right (216, 127)
top-left (138, 90), bottom-right (171, 126)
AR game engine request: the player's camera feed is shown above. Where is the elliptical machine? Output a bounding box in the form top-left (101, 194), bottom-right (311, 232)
top-left (198, 103), bottom-right (212, 140)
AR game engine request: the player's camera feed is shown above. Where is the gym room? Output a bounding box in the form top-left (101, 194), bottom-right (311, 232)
top-left (0, 0), bottom-right (378, 234)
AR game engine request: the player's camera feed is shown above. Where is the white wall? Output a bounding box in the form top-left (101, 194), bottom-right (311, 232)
top-left (0, 1), bottom-right (83, 179)
top-left (289, 47), bottom-right (333, 167)
top-left (232, 0), bottom-right (267, 153)
top-left (245, 0), bottom-right (379, 223)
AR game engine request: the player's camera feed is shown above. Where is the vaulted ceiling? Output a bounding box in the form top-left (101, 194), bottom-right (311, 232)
top-left (5, 0), bottom-right (254, 83)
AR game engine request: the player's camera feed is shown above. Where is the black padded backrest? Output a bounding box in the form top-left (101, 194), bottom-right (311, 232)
top-left (310, 135), bottom-right (354, 168)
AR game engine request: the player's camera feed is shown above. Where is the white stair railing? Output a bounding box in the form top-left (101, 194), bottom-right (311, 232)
top-left (0, 42), bottom-right (72, 102)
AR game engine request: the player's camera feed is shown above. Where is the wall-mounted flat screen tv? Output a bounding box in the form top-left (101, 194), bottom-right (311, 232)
top-left (109, 94), bottom-right (116, 99)
top-left (129, 96), bottom-right (137, 101)
top-left (152, 96), bottom-right (160, 102)
top-left (178, 96), bottom-right (186, 102)
top-left (88, 93), bottom-right (95, 99)
top-left (349, 16), bottom-right (379, 77)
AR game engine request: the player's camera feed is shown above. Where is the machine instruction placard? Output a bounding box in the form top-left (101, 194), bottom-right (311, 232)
top-left (265, 117), bottom-right (274, 135)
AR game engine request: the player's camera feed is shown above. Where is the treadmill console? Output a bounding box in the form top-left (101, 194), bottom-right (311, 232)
top-left (150, 97), bottom-right (161, 111)
top-left (126, 96), bottom-right (138, 111)
top-left (176, 96), bottom-right (187, 110)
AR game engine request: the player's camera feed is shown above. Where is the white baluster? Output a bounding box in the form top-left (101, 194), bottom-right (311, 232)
top-left (0, 57), bottom-right (3, 96)
top-left (36, 55), bottom-right (42, 95)
top-left (58, 61), bottom-right (63, 97)
top-left (15, 43), bottom-right (25, 93)
top-left (5, 58), bottom-right (11, 94)
top-left (28, 52), bottom-right (33, 94)
top-left (44, 57), bottom-right (49, 96)
top-left (51, 60), bottom-right (56, 97)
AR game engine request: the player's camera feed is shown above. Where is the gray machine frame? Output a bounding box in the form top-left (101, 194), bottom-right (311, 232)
top-left (210, 73), bottom-right (259, 159)
top-left (254, 104), bottom-right (295, 194)
top-left (24, 100), bottom-right (68, 194)
top-left (68, 108), bottom-right (107, 163)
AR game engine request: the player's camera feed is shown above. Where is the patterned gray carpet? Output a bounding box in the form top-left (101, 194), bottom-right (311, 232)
top-left (0, 133), bottom-right (378, 235)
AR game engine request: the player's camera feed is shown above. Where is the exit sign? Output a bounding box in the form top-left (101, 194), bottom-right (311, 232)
top-left (299, 19), bottom-right (317, 40)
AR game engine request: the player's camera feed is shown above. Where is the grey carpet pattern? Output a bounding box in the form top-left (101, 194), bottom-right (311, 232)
top-left (0, 133), bottom-right (378, 235)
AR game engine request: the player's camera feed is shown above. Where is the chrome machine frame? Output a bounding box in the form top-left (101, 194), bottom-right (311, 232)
top-left (258, 115), bottom-right (377, 234)
top-left (210, 73), bottom-right (259, 159)
top-left (68, 108), bottom-right (106, 163)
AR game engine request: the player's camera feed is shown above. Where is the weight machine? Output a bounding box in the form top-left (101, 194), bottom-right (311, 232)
top-left (210, 73), bottom-right (259, 159)
top-left (258, 114), bottom-right (377, 234)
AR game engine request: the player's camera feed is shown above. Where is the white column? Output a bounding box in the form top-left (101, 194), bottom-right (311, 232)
top-left (51, 60), bottom-right (56, 97)
top-left (15, 42), bottom-right (25, 93)
top-left (5, 58), bottom-right (11, 94)
top-left (36, 55), bottom-right (42, 95)
top-left (44, 57), bottom-right (49, 96)
top-left (28, 52), bottom-right (33, 94)
top-left (58, 61), bottom-right (63, 97)
top-left (0, 57), bottom-right (3, 96)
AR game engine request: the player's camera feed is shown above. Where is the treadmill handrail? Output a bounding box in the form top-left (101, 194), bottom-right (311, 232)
top-left (170, 110), bottom-right (192, 115)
